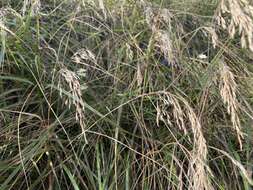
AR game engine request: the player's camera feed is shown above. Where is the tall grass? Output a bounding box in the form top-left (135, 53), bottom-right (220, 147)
top-left (1, 0), bottom-right (253, 189)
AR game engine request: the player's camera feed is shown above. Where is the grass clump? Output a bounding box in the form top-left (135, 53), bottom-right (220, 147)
top-left (1, 0), bottom-right (253, 189)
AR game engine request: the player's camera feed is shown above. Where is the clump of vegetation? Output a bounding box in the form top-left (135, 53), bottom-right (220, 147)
top-left (1, 0), bottom-right (253, 189)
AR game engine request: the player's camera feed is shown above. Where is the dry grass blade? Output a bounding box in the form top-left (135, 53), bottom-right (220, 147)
top-left (211, 146), bottom-right (253, 186)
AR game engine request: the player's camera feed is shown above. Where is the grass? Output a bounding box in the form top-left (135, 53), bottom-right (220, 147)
top-left (1, 0), bottom-right (253, 189)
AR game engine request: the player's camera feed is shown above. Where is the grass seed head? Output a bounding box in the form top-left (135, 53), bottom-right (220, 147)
top-left (155, 30), bottom-right (177, 66)
top-left (58, 68), bottom-right (87, 143)
top-left (216, 0), bottom-right (253, 51)
top-left (72, 48), bottom-right (96, 64)
top-left (219, 60), bottom-right (243, 149)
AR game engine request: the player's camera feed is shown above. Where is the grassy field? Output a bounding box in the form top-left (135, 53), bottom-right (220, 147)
top-left (1, 0), bottom-right (253, 189)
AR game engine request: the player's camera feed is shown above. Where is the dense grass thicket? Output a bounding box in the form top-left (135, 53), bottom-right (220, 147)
top-left (1, 0), bottom-right (253, 189)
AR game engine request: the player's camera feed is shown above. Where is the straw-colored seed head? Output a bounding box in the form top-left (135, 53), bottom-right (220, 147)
top-left (203, 27), bottom-right (219, 48)
top-left (72, 48), bottom-right (96, 64)
top-left (21, 0), bottom-right (41, 16)
top-left (58, 68), bottom-right (87, 143)
top-left (216, 0), bottom-right (253, 51)
top-left (0, 8), bottom-right (8, 19)
top-left (156, 93), bottom-right (187, 134)
top-left (141, 2), bottom-right (177, 66)
top-left (157, 92), bottom-right (213, 190)
top-left (31, 0), bottom-right (41, 16)
top-left (219, 60), bottom-right (243, 149)
top-left (154, 30), bottom-right (176, 65)
top-left (144, 6), bottom-right (172, 32)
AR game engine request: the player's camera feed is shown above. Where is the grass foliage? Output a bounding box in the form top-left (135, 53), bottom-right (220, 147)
top-left (1, 0), bottom-right (253, 189)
